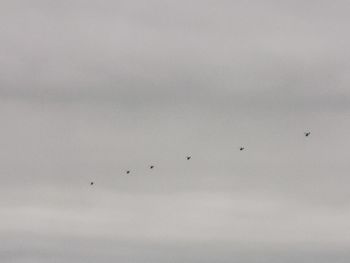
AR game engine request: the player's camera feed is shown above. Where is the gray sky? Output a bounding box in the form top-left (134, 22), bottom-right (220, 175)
top-left (1, 0), bottom-right (350, 262)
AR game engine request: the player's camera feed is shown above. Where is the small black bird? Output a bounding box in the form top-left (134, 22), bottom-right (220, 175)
top-left (150, 165), bottom-right (154, 169)
top-left (240, 147), bottom-right (245, 151)
top-left (90, 182), bottom-right (94, 185)
top-left (186, 156), bottom-right (191, 160)
top-left (126, 170), bottom-right (130, 174)
top-left (305, 132), bottom-right (311, 137)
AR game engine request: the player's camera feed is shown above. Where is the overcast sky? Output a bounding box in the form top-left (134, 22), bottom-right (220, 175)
top-left (1, 0), bottom-right (350, 262)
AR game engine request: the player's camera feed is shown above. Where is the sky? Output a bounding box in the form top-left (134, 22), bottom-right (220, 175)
top-left (1, 0), bottom-right (350, 262)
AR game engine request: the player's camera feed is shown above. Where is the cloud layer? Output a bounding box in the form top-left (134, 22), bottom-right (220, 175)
top-left (1, 0), bottom-right (350, 262)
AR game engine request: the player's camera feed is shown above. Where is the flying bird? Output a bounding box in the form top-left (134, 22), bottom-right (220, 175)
top-left (240, 147), bottom-right (245, 151)
top-left (126, 170), bottom-right (130, 174)
top-left (150, 165), bottom-right (154, 169)
top-left (90, 182), bottom-right (94, 185)
top-left (186, 156), bottom-right (191, 160)
top-left (304, 132), bottom-right (311, 137)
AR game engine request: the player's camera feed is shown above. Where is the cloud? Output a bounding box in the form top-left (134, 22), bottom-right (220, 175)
top-left (1, 0), bottom-right (350, 262)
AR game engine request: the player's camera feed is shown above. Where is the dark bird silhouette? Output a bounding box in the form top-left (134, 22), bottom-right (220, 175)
top-left (240, 147), bottom-right (245, 151)
top-left (150, 165), bottom-right (154, 169)
top-left (186, 156), bottom-right (191, 160)
top-left (305, 132), bottom-right (311, 137)
top-left (90, 182), bottom-right (94, 185)
top-left (126, 170), bottom-right (130, 174)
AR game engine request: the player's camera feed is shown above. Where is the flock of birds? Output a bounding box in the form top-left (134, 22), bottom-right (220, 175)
top-left (89, 131), bottom-right (311, 186)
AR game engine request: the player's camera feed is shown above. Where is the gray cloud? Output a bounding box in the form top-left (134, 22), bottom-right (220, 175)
top-left (1, 0), bottom-right (350, 262)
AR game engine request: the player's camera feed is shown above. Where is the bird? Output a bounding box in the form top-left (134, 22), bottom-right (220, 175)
top-left (240, 147), bottom-right (245, 151)
top-left (90, 182), bottom-right (94, 185)
top-left (150, 165), bottom-right (154, 169)
top-left (304, 132), bottom-right (311, 137)
top-left (126, 170), bottom-right (130, 174)
top-left (186, 156), bottom-right (191, 160)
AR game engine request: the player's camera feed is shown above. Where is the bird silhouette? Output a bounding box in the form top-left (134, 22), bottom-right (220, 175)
top-left (126, 170), bottom-right (130, 174)
top-left (240, 147), bottom-right (245, 151)
top-left (305, 132), bottom-right (311, 137)
top-left (150, 165), bottom-right (154, 169)
top-left (186, 156), bottom-right (191, 160)
top-left (90, 182), bottom-right (94, 185)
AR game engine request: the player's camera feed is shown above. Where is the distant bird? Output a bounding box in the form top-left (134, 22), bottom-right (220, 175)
top-left (240, 147), bottom-right (245, 151)
top-left (126, 170), bottom-right (130, 174)
top-left (304, 132), bottom-right (311, 137)
top-left (90, 182), bottom-right (94, 185)
top-left (186, 156), bottom-right (191, 160)
top-left (150, 165), bottom-right (154, 169)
